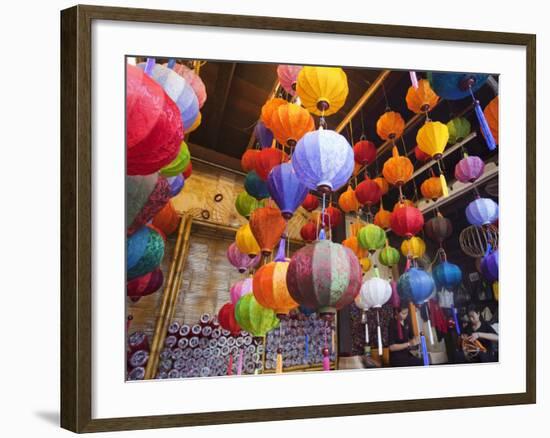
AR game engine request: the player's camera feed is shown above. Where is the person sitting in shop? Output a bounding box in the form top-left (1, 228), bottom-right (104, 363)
top-left (458, 303), bottom-right (499, 363)
top-left (388, 303), bottom-right (423, 367)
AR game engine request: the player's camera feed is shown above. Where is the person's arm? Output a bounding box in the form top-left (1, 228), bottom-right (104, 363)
top-left (468, 331), bottom-right (498, 342)
top-left (389, 336), bottom-right (420, 352)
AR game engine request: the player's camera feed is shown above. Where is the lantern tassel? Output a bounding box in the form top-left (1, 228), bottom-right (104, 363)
top-left (237, 349), bottom-right (244, 375)
top-left (425, 303), bottom-right (435, 345)
top-left (274, 237), bottom-right (286, 262)
top-left (376, 309), bottom-right (383, 357)
top-left (144, 57), bottom-right (156, 76)
top-left (305, 334), bottom-right (309, 361)
top-left (452, 305), bottom-right (461, 335)
top-left (474, 100), bottom-right (497, 151)
top-left (439, 173), bottom-right (449, 198)
top-left (322, 350), bottom-right (330, 371)
top-left (275, 351), bottom-right (283, 374)
top-left (365, 319), bottom-right (369, 345)
top-left (421, 335), bottom-right (429, 366)
top-left (409, 71), bottom-right (419, 89)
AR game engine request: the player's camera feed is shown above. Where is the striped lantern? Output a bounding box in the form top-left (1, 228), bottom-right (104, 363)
top-left (267, 162), bottom-right (309, 219)
top-left (401, 236), bottom-right (426, 259)
top-left (249, 206), bottom-right (287, 256)
top-left (339, 186), bottom-right (360, 213)
top-left (235, 223), bottom-right (261, 258)
top-left (379, 245), bottom-right (401, 267)
top-left (353, 140), bottom-right (377, 166)
top-left (376, 111), bottom-right (405, 141)
top-left (270, 103), bottom-right (315, 148)
top-left (152, 201), bottom-right (180, 236)
top-left (235, 191), bottom-right (265, 219)
top-left (390, 205), bottom-right (424, 238)
top-left (160, 142), bottom-right (191, 177)
top-left (169, 62), bottom-right (207, 108)
top-left (253, 259), bottom-right (298, 316)
top-left (127, 177), bottom-right (171, 236)
top-left (355, 178), bottom-right (382, 206)
top-left (405, 79), bottom-right (439, 114)
top-left (296, 66), bottom-right (349, 116)
top-left (455, 156), bottom-right (485, 183)
top-left (260, 98), bottom-right (287, 129)
top-left (127, 268), bottom-right (164, 299)
top-left (374, 205), bottom-right (392, 229)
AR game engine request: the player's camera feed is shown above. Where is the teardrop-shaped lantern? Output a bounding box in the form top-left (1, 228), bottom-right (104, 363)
top-left (249, 206), bottom-right (287, 256)
top-left (270, 103), bottom-right (315, 148)
top-left (254, 121), bottom-right (274, 149)
top-left (390, 205), bottom-right (424, 238)
top-left (260, 97), bottom-right (287, 129)
top-left (296, 67), bottom-right (349, 116)
top-left (235, 191), bottom-right (265, 219)
top-left (227, 244), bottom-right (260, 274)
top-left (241, 149), bottom-right (260, 172)
top-left (420, 176), bottom-right (443, 200)
top-left (376, 111), bottom-right (405, 141)
top-left (355, 178), bottom-right (382, 206)
top-left (339, 186), bottom-right (360, 213)
top-left (382, 146), bottom-right (414, 186)
top-left (300, 221), bottom-right (318, 243)
top-left (160, 141), bottom-right (191, 177)
top-left (302, 193), bottom-right (319, 212)
top-left (353, 140), bottom-right (377, 166)
top-left (374, 205), bottom-right (392, 230)
top-left (254, 147), bottom-right (287, 181)
top-left (253, 260), bottom-right (298, 316)
top-left (401, 236), bottom-right (426, 259)
top-left (484, 96), bottom-right (499, 145)
top-left (342, 236), bottom-right (365, 259)
top-left (244, 170), bottom-right (270, 200)
top-left (424, 214), bottom-right (453, 244)
top-left (432, 262), bottom-right (463, 289)
top-left (357, 224), bottom-right (386, 253)
top-left (267, 162), bottom-right (309, 219)
top-left (277, 64), bottom-right (303, 95)
top-left (417, 121), bottom-right (449, 158)
top-left (447, 117), bottom-right (471, 145)
top-left (234, 294), bottom-right (280, 337)
top-left (235, 223), bottom-right (261, 258)
top-left (405, 79), bottom-right (439, 114)
top-left (397, 268), bottom-right (435, 304)
top-left (455, 155), bottom-right (485, 183)
top-left (466, 198), bottom-right (499, 226)
top-left (379, 245), bottom-right (401, 267)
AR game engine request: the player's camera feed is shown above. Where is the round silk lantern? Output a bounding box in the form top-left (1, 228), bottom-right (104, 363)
top-left (405, 79), bottom-right (439, 114)
top-left (255, 147), bottom-right (287, 181)
top-left (432, 262), bottom-right (463, 289)
top-left (424, 214), bottom-right (453, 244)
top-left (166, 174), bottom-right (185, 197)
top-left (484, 96), bottom-right (499, 144)
top-left (127, 176), bottom-right (171, 236)
top-left (300, 221), bottom-right (318, 243)
top-left (253, 260), bottom-right (298, 316)
top-left (260, 98), bottom-right (287, 129)
top-left (447, 117), bottom-right (471, 145)
top-left (481, 250), bottom-right (499, 282)
top-left (420, 176), bottom-right (443, 200)
top-left (414, 145), bottom-right (431, 162)
top-left (401, 236), bottom-right (426, 259)
top-left (254, 121), bottom-right (274, 149)
top-left (127, 226), bottom-right (165, 280)
top-left (353, 140), bottom-right (377, 166)
top-left (339, 186), bottom-right (360, 213)
top-left (325, 206), bottom-right (343, 229)
top-left (267, 162), bottom-right (309, 219)
top-left (455, 155), bottom-right (485, 183)
top-left (427, 72), bottom-right (488, 101)
top-left (152, 201), bottom-right (180, 236)
top-left (127, 268), bottom-right (164, 299)
top-left (355, 178), bottom-right (382, 206)
top-left (286, 240), bottom-right (362, 314)
top-left (379, 245), bottom-right (400, 267)
top-left (374, 177), bottom-right (389, 195)
top-left (249, 206), bottom-right (286, 256)
top-left (218, 303), bottom-right (241, 335)
top-left (235, 294), bottom-right (280, 337)
top-left (383, 146), bottom-right (414, 187)
top-left (360, 277), bottom-right (392, 308)
top-left (393, 199), bottom-right (415, 211)
top-left (270, 103), bottom-right (314, 147)
top-left (235, 191), bottom-right (264, 219)
top-left (230, 277), bottom-right (253, 304)
top-left (292, 129), bottom-right (354, 193)
top-left (374, 205), bottom-right (392, 230)
top-left (397, 268), bottom-right (435, 304)
top-left (466, 198), bottom-right (499, 226)
top-left (390, 205), bottom-right (424, 238)
top-left (160, 141), bottom-right (191, 177)
top-left (277, 64), bottom-right (302, 95)
top-left (235, 223), bottom-right (260, 257)
top-left (182, 161), bottom-right (192, 179)
top-left (244, 171), bottom-right (270, 200)
top-left (126, 64), bottom-right (183, 175)
top-left (227, 244), bottom-right (260, 274)
top-left (296, 66), bottom-right (349, 116)
top-left (416, 121), bottom-right (449, 158)
top-left (302, 193), bottom-right (319, 212)
top-left (241, 149), bottom-right (259, 172)
top-left (376, 111), bottom-right (405, 141)
top-left (170, 62), bottom-right (207, 108)
top-left (357, 224), bottom-right (386, 253)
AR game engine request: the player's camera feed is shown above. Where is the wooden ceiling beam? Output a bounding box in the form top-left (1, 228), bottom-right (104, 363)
top-left (206, 62), bottom-right (237, 149)
top-left (246, 79), bottom-right (280, 150)
top-left (187, 142), bottom-right (244, 175)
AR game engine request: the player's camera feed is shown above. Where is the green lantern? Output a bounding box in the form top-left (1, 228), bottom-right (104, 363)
top-left (160, 141), bottom-right (191, 177)
top-left (235, 191), bottom-right (265, 219)
top-left (379, 245), bottom-right (401, 267)
top-left (235, 293), bottom-right (280, 337)
top-left (446, 117), bottom-right (471, 145)
top-left (357, 224), bottom-right (386, 253)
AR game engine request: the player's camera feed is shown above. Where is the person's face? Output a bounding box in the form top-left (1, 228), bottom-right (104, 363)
top-left (468, 311), bottom-right (480, 325)
top-left (399, 308), bottom-right (409, 321)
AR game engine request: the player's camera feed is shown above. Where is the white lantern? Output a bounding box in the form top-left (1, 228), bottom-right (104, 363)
top-left (359, 277), bottom-right (391, 355)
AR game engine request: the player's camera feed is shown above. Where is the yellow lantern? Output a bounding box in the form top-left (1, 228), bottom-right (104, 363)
top-left (420, 176), bottom-right (443, 200)
top-left (359, 256), bottom-right (372, 273)
top-left (339, 186), bottom-right (360, 213)
top-left (376, 111), bottom-right (405, 141)
top-left (235, 223), bottom-right (260, 258)
top-left (405, 79), bottom-right (439, 114)
top-left (401, 236), bottom-right (426, 259)
top-left (416, 121), bottom-right (450, 198)
top-left (186, 111), bottom-right (202, 133)
top-left (296, 66), bottom-right (349, 116)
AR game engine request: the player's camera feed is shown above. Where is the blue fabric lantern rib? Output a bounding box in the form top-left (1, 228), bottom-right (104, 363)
top-left (427, 72), bottom-right (488, 101)
top-left (244, 170), bottom-right (270, 200)
top-left (127, 226), bottom-right (165, 280)
top-left (397, 268), bottom-right (435, 305)
top-left (267, 162), bottom-right (309, 219)
top-left (432, 262), bottom-right (463, 290)
top-left (481, 249), bottom-right (499, 282)
top-left (166, 174), bottom-right (185, 197)
top-left (254, 120), bottom-right (274, 149)
top-left (466, 198), bottom-right (499, 226)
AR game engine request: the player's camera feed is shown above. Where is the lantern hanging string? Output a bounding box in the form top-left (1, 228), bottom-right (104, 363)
top-left (381, 82), bottom-right (390, 111)
top-left (360, 107), bottom-right (366, 140)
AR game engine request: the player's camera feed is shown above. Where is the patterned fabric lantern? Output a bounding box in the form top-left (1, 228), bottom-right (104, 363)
top-left (432, 262), bottom-right (463, 289)
top-left (300, 221), bottom-right (318, 243)
top-left (253, 257), bottom-right (298, 316)
top-left (235, 294), bottom-right (280, 337)
top-left (170, 62), bottom-right (207, 108)
top-left (302, 193), bottom-right (319, 212)
top-left (126, 173), bottom-right (158, 228)
top-left (353, 140), bottom-right (377, 166)
top-left (260, 98), bottom-right (287, 129)
top-left (401, 236), bottom-right (426, 259)
top-left (230, 277), bottom-right (253, 304)
top-left (455, 155), bottom-right (485, 183)
top-left (254, 121), bottom-right (274, 149)
top-left (127, 176), bottom-right (171, 236)
top-left (267, 162), bottom-right (309, 219)
top-left (417, 121), bottom-right (449, 158)
top-left (227, 244), bottom-right (260, 274)
top-left (292, 129), bottom-right (354, 193)
top-left (414, 145), bottom-right (431, 162)
top-left (241, 149), bottom-right (259, 172)
top-left (390, 205), bottom-right (424, 238)
top-left (167, 174), bottom-right (185, 197)
top-left (277, 64), bottom-right (302, 95)
top-left (466, 198), bottom-right (499, 226)
top-left (357, 224), bottom-right (386, 253)
top-left (447, 117), bottom-right (471, 145)
top-left (152, 201), bottom-right (180, 236)
top-left (255, 147), bottom-right (287, 181)
top-left (374, 205), bottom-right (392, 230)
top-left (397, 268), bottom-right (435, 304)
top-left (183, 161), bottom-right (192, 179)
top-left (160, 142), bottom-right (191, 177)
top-left (383, 146), bottom-right (414, 188)
top-left (355, 178), bottom-right (382, 206)
top-left (244, 171), bottom-right (270, 200)
top-left (235, 191), bottom-right (265, 219)
top-left (420, 176), bottom-right (443, 200)
top-left (374, 177), bottom-right (389, 195)
top-left (484, 96), bottom-right (499, 144)
top-left (126, 64), bottom-right (183, 175)
top-left (379, 245), bottom-right (400, 267)
top-left (325, 206), bottom-right (343, 229)
top-left (127, 226), bottom-right (165, 280)
top-left (424, 214), bottom-right (453, 244)
top-left (270, 103), bottom-right (314, 147)
top-left (376, 111), bottom-right (405, 141)
top-left (235, 223), bottom-right (260, 257)
top-left (127, 268), bottom-right (164, 299)
top-left (249, 206), bottom-right (286, 256)
top-left (481, 250), bottom-right (499, 282)
top-left (296, 66), bottom-right (349, 116)
top-left (218, 303), bottom-right (241, 335)
top-left (286, 240), bottom-right (362, 314)
top-left (405, 79), bottom-right (439, 114)
top-left (427, 72), bottom-right (488, 101)
top-left (339, 186), bottom-right (360, 213)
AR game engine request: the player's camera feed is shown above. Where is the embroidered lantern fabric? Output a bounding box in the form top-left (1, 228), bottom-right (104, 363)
top-left (241, 149), bottom-right (259, 172)
top-left (357, 224), bottom-right (386, 252)
top-left (235, 191), bottom-right (264, 219)
top-left (420, 176), bottom-right (443, 200)
top-left (300, 221), bottom-right (318, 243)
top-left (218, 303), bottom-right (241, 335)
top-left (234, 294), bottom-right (280, 337)
top-left (339, 186), bottom-right (360, 213)
top-left (260, 98), bottom-right (287, 129)
top-left (376, 111), bottom-right (405, 141)
top-left (227, 244), bottom-right (260, 274)
top-left (160, 141), bottom-right (191, 177)
top-left (167, 174), bottom-right (185, 197)
top-left (244, 170), bottom-right (270, 200)
top-left (484, 96), bottom-right (499, 144)
top-left (235, 223), bottom-right (261, 257)
top-left (296, 66), bottom-right (349, 116)
top-left (466, 198), bottom-right (499, 226)
top-left (302, 193), bottom-right (319, 212)
top-left (127, 226), bottom-right (165, 280)
top-left (383, 147), bottom-right (413, 186)
top-left (170, 62), bottom-right (207, 108)
top-left (355, 178), bottom-right (382, 206)
top-left (127, 268), bottom-right (164, 299)
top-left (401, 236), bottom-right (426, 259)
top-left (230, 277), bottom-right (254, 304)
top-left (152, 201), bottom-right (180, 236)
top-left (427, 72), bottom-right (488, 100)
top-left (270, 103), bottom-right (314, 147)
top-left (249, 206), bottom-right (286, 256)
top-left (253, 260), bottom-right (297, 316)
top-left (353, 140), bottom-right (377, 166)
top-left (397, 268), bottom-right (435, 304)
top-left (254, 121), bottom-right (274, 149)
top-left (455, 155), bottom-right (485, 183)
top-left (267, 162), bottom-right (309, 219)
top-left (390, 205), bottom-right (424, 238)
top-left (277, 64), bottom-right (302, 95)
top-left (447, 117), bottom-right (471, 144)
top-left (127, 176), bottom-right (171, 236)
top-left (432, 262), bottom-right (463, 289)
top-left (405, 79), bottom-right (439, 114)
top-left (126, 173), bottom-right (158, 229)
top-left (424, 215), bottom-right (453, 243)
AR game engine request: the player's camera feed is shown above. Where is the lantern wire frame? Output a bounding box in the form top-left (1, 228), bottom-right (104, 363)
top-left (459, 224), bottom-right (499, 258)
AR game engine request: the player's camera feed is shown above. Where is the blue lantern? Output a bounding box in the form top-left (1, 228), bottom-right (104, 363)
top-left (397, 268), bottom-right (435, 304)
top-left (166, 174), bottom-right (185, 197)
top-left (432, 262), bottom-right (463, 290)
top-left (267, 162), bottom-right (308, 219)
top-left (299, 305), bottom-right (316, 317)
top-left (427, 72), bottom-right (488, 101)
top-left (466, 197), bottom-right (499, 226)
top-left (244, 170), bottom-right (270, 200)
top-left (254, 120), bottom-right (274, 149)
top-left (481, 250), bottom-right (499, 282)
top-left (127, 226), bottom-right (165, 280)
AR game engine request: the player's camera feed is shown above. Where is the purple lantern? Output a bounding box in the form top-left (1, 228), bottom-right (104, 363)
top-left (230, 277), bottom-right (253, 305)
top-left (481, 250), bottom-right (499, 282)
top-left (226, 243), bottom-right (260, 273)
top-left (166, 174), bottom-right (185, 197)
top-left (267, 162), bottom-right (309, 219)
top-left (254, 121), bottom-right (274, 149)
top-left (466, 197), bottom-right (499, 226)
top-left (455, 156), bottom-right (485, 183)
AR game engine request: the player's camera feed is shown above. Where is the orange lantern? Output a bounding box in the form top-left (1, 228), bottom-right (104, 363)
top-left (484, 96), bottom-right (499, 145)
top-left (374, 204), bottom-right (392, 229)
top-left (249, 206), bottom-right (287, 256)
top-left (349, 219), bottom-right (365, 237)
top-left (241, 149), bottom-right (259, 172)
top-left (260, 97), bottom-right (287, 129)
top-left (342, 236), bottom-right (366, 258)
top-left (393, 199), bottom-right (415, 211)
top-left (420, 176), bottom-right (443, 200)
top-left (339, 186), bottom-right (360, 213)
top-left (405, 79), bottom-right (439, 114)
top-left (253, 260), bottom-right (297, 316)
top-left (254, 147), bottom-right (287, 180)
top-left (376, 111), bottom-right (405, 141)
top-left (152, 201), bottom-right (180, 236)
top-left (382, 146), bottom-right (414, 198)
top-left (270, 103), bottom-right (315, 147)
top-left (374, 177), bottom-right (389, 195)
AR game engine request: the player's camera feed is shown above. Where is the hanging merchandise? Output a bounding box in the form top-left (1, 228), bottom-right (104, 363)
top-left (376, 111), bottom-right (405, 141)
top-left (127, 226), bottom-right (165, 280)
top-left (167, 174), bottom-right (185, 198)
top-left (260, 97), bottom-right (287, 129)
top-left (300, 221), bottom-right (318, 243)
top-left (218, 302), bottom-right (242, 335)
top-left (227, 243), bottom-right (260, 274)
top-left (379, 244), bottom-right (401, 268)
top-left (382, 146), bottom-right (414, 199)
top-left (390, 205), bottom-right (424, 238)
top-left (353, 140), bottom-right (377, 166)
top-left (249, 206), bottom-right (287, 256)
top-left (244, 170), bottom-right (270, 200)
top-left (325, 206), bottom-right (343, 229)
top-left (355, 178), bottom-right (382, 207)
top-left (405, 79), bottom-right (439, 114)
top-left (465, 198), bottom-right (499, 226)
top-left (277, 64), bottom-right (303, 96)
top-left (126, 176), bottom-right (171, 236)
top-left (359, 257), bottom-right (372, 273)
top-left (152, 201), bottom-right (180, 236)
top-left (234, 293), bottom-right (280, 337)
top-left (447, 117), bottom-right (472, 145)
top-left (127, 268), bottom-right (164, 299)
top-left (459, 224), bottom-right (499, 258)
top-left (241, 149), bottom-right (260, 172)
top-left (400, 236), bottom-right (426, 259)
top-left (424, 214), bottom-right (453, 244)
top-left (270, 103), bottom-right (315, 148)
top-left (254, 147), bottom-right (288, 181)
top-left (374, 177), bottom-right (389, 195)
top-left (160, 142), bottom-right (191, 177)
top-left (420, 175), bottom-right (443, 201)
top-left (254, 121), bottom-right (274, 149)
top-left (230, 277), bottom-right (254, 305)
top-left (342, 236), bottom-right (365, 259)
top-left (374, 204), bottom-right (392, 230)
top-left (427, 72), bottom-right (488, 101)
top-left (235, 191), bottom-right (265, 219)
top-left (235, 223), bottom-right (261, 258)
top-left (126, 173), bottom-right (159, 228)
top-left (339, 186), bottom-right (360, 213)
top-left (359, 277), bottom-right (392, 355)
top-left (302, 193), bottom-right (319, 212)
top-left (169, 62), bottom-right (207, 108)
top-left (481, 249), bottom-right (499, 282)
top-left (393, 199), bottom-right (415, 211)
top-left (416, 121), bottom-right (450, 197)
top-left (432, 262), bottom-right (463, 290)
top-left (296, 66), bottom-right (349, 116)
top-left (357, 224), bottom-right (386, 253)
top-left (455, 155), bottom-right (485, 183)
top-left (182, 161), bottom-right (192, 179)
top-left (397, 268), bottom-right (435, 305)
top-left (267, 162), bottom-right (309, 219)
top-left (484, 96), bottom-right (499, 145)
top-left (414, 146), bottom-right (431, 162)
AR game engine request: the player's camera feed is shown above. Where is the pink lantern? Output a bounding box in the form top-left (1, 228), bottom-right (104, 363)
top-left (230, 278), bottom-right (253, 304)
top-left (277, 65), bottom-right (303, 96)
top-left (455, 155), bottom-right (485, 183)
top-left (226, 243), bottom-right (261, 273)
top-left (169, 63), bottom-right (207, 108)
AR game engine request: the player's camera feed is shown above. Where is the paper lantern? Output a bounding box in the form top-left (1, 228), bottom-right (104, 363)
top-left (355, 178), bottom-right (382, 206)
top-left (466, 198), bottom-right (499, 226)
top-left (455, 155), bottom-right (485, 183)
top-left (244, 170), bottom-right (270, 200)
top-left (218, 303), bottom-right (241, 335)
top-left (234, 294), bottom-right (280, 337)
top-left (360, 277), bottom-right (392, 308)
top-left (292, 129), bottom-right (354, 193)
top-left (230, 277), bottom-right (253, 304)
top-left (296, 66), bottom-right (348, 116)
top-left (249, 206), bottom-right (286, 256)
top-left (339, 186), bottom-right (360, 213)
top-left (227, 244), bottom-right (260, 274)
top-left (481, 250), bottom-right (499, 282)
top-left (376, 111), bottom-right (405, 141)
top-left (183, 161), bottom-right (192, 179)
top-left (427, 72), bottom-right (488, 101)
top-left (325, 206), bottom-right (343, 229)
top-left (417, 121), bottom-right (449, 158)
top-left (253, 260), bottom-right (297, 316)
top-left (447, 117), bottom-right (471, 145)
top-left (420, 176), bottom-right (443, 200)
top-left (286, 240), bottom-right (362, 314)
top-left (424, 214), bottom-right (453, 243)
top-left (277, 64), bottom-right (302, 95)
top-left (260, 98), bottom-right (287, 129)
top-left (484, 96), bottom-right (499, 144)
top-left (401, 236), bottom-right (426, 259)
top-left (127, 176), bottom-right (171, 236)
top-left (357, 224), bottom-right (386, 252)
top-left (166, 174), bottom-right (185, 197)
top-left (397, 268), bottom-right (435, 304)
top-left (254, 121), bottom-right (274, 149)
top-left (390, 205), bottom-right (424, 238)
top-left (360, 257), bottom-right (372, 273)
top-left (270, 103), bottom-right (314, 147)
top-left (432, 262), bottom-right (463, 289)
top-left (267, 162), bottom-right (309, 219)
top-left (414, 146), bottom-right (431, 162)
top-left (127, 268), bottom-right (164, 299)
top-left (126, 64), bottom-right (183, 175)
top-left (302, 193), bottom-right (319, 212)
top-left (160, 141), bottom-right (191, 177)
top-left (241, 149), bottom-right (259, 172)
top-left (170, 62), bottom-right (207, 108)
top-left (300, 221), bottom-right (318, 243)
top-left (152, 201), bottom-right (180, 236)
top-left (235, 223), bottom-right (260, 257)
top-left (127, 226), bottom-right (165, 280)
top-left (383, 146), bottom-right (413, 186)
top-left (235, 191), bottom-right (264, 219)
top-left (353, 140), bottom-right (377, 166)
top-left (379, 245), bottom-right (400, 267)
top-left (374, 205), bottom-right (392, 230)
top-left (405, 79), bottom-right (439, 114)
top-left (374, 177), bottom-right (389, 195)
top-left (342, 236), bottom-right (364, 258)
top-left (255, 147), bottom-right (287, 181)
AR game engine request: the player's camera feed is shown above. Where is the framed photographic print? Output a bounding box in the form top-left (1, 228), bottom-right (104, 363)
top-left (60, 4), bottom-right (536, 433)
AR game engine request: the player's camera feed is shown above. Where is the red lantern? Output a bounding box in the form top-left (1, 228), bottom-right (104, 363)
top-left (241, 149), bottom-right (259, 172)
top-left (325, 206), bottom-right (343, 229)
top-left (255, 147), bottom-right (287, 180)
top-left (353, 140), bottom-right (377, 166)
top-left (302, 193), bottom-right (319, 212)
top-left (218, 302), bottom-right (241, 335)
top-left (390, 205), bottom-right (424, 238)
top-left (355, 178), bottom-right (382, 206)
top-left (183, 161), bottom-right (192, 179)
top-left (152, 201), bottom-right (180, 236)
top-left (300, 221), bottom-right (317, 242)
top-left (414, 145), bottom-right (431, 162)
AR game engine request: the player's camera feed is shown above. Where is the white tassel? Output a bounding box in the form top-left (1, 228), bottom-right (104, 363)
top-left (377, 325), bottom-right (383, 357)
